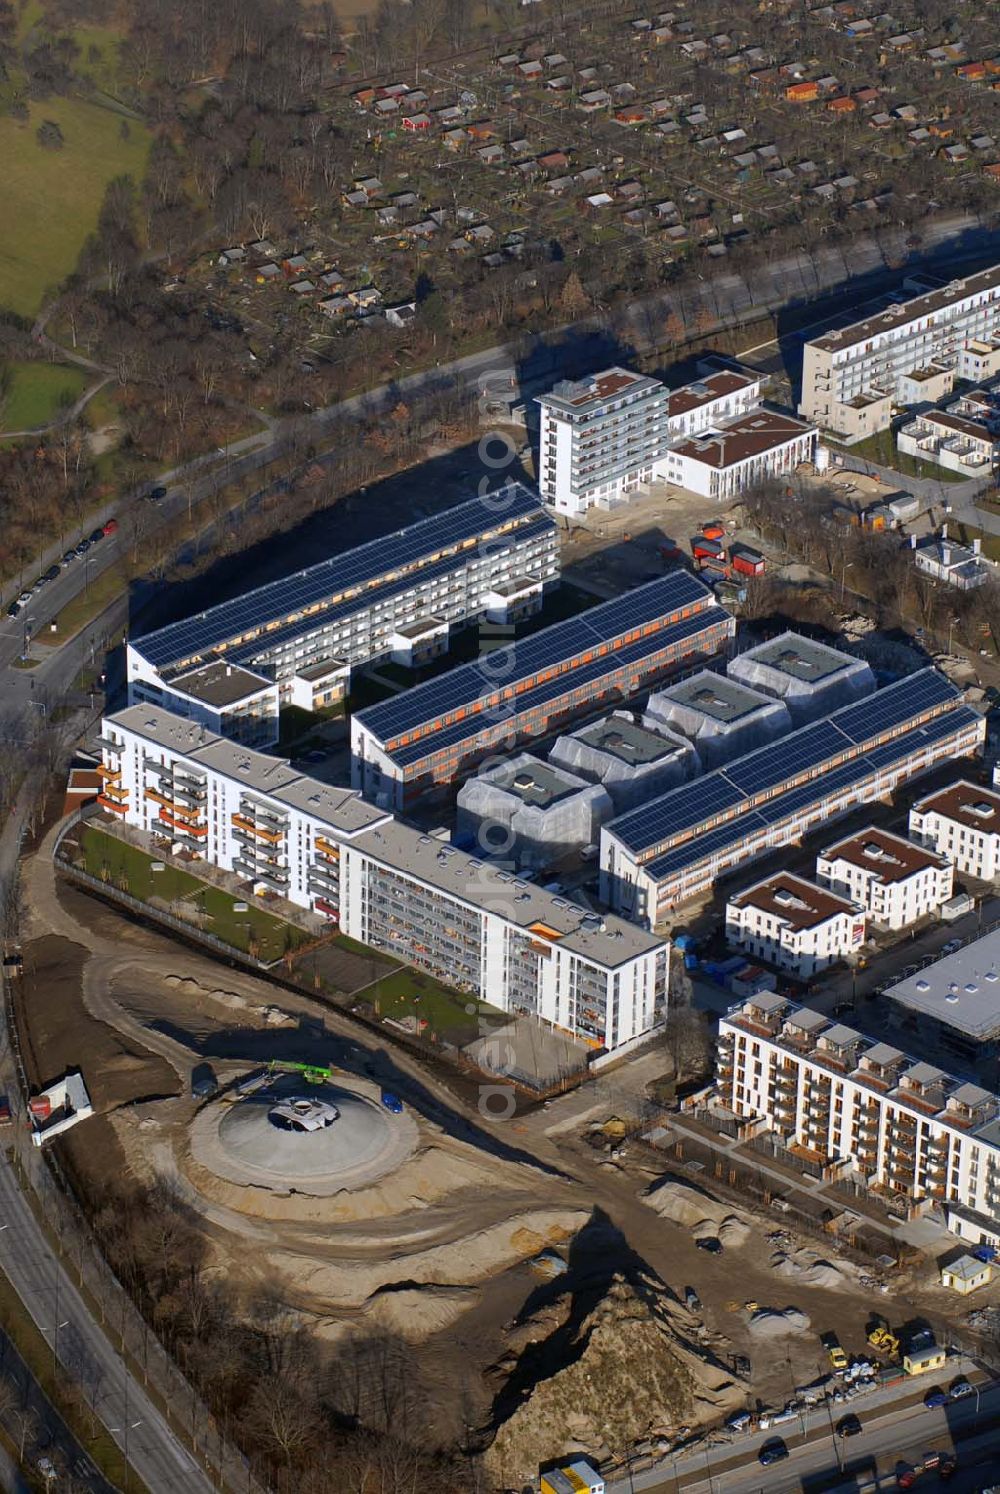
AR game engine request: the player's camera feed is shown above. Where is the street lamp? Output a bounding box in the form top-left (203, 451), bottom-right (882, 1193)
top-left (840, 558), bottom-right (855, 603)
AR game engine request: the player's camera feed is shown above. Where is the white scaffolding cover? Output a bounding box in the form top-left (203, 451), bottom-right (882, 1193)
top-left (549, 711), bottom-right (700, 812)
top-left (645, 669), bottom-right (791, 768)
top-left (727, 630), bottom-right (875, 724)
top-left (456, 753), bottom-right (613, 870)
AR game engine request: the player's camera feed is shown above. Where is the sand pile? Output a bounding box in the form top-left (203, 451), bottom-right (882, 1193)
top-left (486, 1273), bottom-right (743, 1484)
top-left (746, 1306), bottom-right (811, 1338)
top-left (771, 1250), bottom-right (846, 1290)
top-left (644, 1181), bottom-right (752, 1249)
top-left (365, 1284), bottom-right (480, 1339)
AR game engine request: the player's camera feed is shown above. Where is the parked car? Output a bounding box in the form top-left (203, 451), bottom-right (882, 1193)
top-left (6, 601), bottom-right (21, 618)
top-left (75, 539), bottom-right (91, 556)
top-left (88, 527), bottom-right (104, 543)
top-left (924, 1388), bottom-right (948, 1409)
top-left (758, 1438), bottom-right (788, 1467)
top-left (380, 1090), bottom-right (403, 1114)
top-left (17, 590), bottom-right (32, 606)
top-left (147, 485), bottom-right (168, 502)
top-left (60, 549), bottom-right (76, 567)
top-left (685, 1286), bottom-right (702, 1312)
top-left (190, 1063), bottom-right (219, 1100)
top-left (102, 517), bottom-right (118, 535)
top-left (949, 1378), bottom-right (975, 1400)
top-left (42, 564), bottom-right (60, 582)
top-left (837, 1413), bottom-right (862, 1437)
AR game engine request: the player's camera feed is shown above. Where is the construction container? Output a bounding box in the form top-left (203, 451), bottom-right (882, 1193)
top-left (691, 535), bottom-right (724, 560)
top-left (28, 1096), bottom-right (52, 1119)
top-left (701, 521), bottom-right (725, 541)
top-left (730, 545), bottom-right (766, 577)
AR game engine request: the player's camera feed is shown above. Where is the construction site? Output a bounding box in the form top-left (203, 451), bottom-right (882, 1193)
top-left (10, 812), bottom-right (1000, 1492)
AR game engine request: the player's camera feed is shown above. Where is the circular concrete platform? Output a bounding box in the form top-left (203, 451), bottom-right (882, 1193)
top-left (189, 1073), bottom-right (419, 1196)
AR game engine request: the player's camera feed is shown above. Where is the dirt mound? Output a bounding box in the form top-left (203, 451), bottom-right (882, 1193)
top-left (770, 1250), bottom-right (846, 1290)
top-left (746, 1306), bottom-right (811, 1338)
top-left (365, 1284), bottom-right (480, 1339)
top-left (644, 1181), bottom-right (752, 1250)
top-left (486, 1273), bottom-right (741, 1484)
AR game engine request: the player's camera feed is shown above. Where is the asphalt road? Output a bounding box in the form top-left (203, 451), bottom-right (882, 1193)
top-left (0, 793), bottom-right (219, 1494)
top-left (609, 1378), bottom-right (1000, 1492)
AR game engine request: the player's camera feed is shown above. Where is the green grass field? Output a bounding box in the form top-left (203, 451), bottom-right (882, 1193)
top-left (77, 824), bottom-right (309, 962)
top-left (1, 359), bottom-right (88, 430)
top-left (370, 968), bottom-right (507, 1041)
top-left (0, 95), bottom-right (150, 316)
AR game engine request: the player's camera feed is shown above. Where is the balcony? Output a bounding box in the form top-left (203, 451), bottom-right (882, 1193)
top-left (97, 794), bottom-right (128, 816)
top-left (315, 836), bottom-right (341, 860)
top-left (232, 814), bottom-right (284, 844)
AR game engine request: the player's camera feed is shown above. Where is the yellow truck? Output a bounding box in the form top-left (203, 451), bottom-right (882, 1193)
top-left (540, 1461), bottom-right (605, 1494)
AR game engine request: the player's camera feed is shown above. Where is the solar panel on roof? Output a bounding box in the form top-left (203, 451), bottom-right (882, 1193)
top-left (646, 811), bottom-right (770, 880)
top-left (609, 771), bottom-right (747, 853)
top-left (387, 608), bottom-right (731, 766)
top-left (133, 483), bottom-right (548, 670)
top-left (832, 667), bottom-right (956, 744)
top-left (356, 574), bottom-right (715, 741)
top-left (720, 719), bottom-right (850, 797)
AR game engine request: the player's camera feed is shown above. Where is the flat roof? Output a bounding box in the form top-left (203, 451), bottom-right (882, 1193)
top-left (913, 779), bottom-right (1000, 834)
top-left (102, 705), bottom-right (388, 838)
top-left (572, 714), bottom-right (691, 766)
top-left (485, 755), bottom-right (587, 809)
top-left (132, 482), bottom-right (550, 673)
top-left (656, 670), bottom-right (779, 724)
top-left (665, 369), bottom-right (759, 419)
top-left (730, 872), bottom-right (857, 930)
top-left (883, 929), bottom-right (1000, 1039)
top-left (819, 826), bottom-right (947, 882)
top-left (538, 366), bottom-right (664, 418)
top-left (352, 819), bottom-right (664, 967)
top-left (355, 571), bottom-right (716, 747)
top-left (169, 661), bottom-right (275, 708)
top-left (809, 261), bottom-right (1000, 353)
top-left (734, 631), bottom-right (860, 685)
top-left (608, 668), bottom-right (964, 860)
top-left (923, 409), bottom-right (992, 443)
top-left (671, 410), bottom-right (814, 469)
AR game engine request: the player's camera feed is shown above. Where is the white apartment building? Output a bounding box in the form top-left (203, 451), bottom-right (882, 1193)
top-left (816, 826), bottom-right (952, 931)
top-left (717, 994), bottom-right (1000, 1241)
top-left (127, 484), bottom-right (558, 732)
top-left (536, 368), bottom-right (670, 516)
top-left (800, 262), bottom-right (1000, 435)
top-left (910, 780), bottom-right (1000, 881)
top-left (96, 705), bottom-right (667, 1052)
top-left (725, 873), bottom-right (864, 977)
top-left (898, 409), bottom-right (996, 476)
top-left (535, 365), bottom-right (764, 516)
top-left (911, 532), bottom-right (992, 590)
top-left (656, 410), bottom-right (820, 501)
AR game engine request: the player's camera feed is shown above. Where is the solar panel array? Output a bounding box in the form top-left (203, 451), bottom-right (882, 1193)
top-left (133, 483), bottom-right (549, 671)
top-left (643, 702), bottom-right (976, 886)
top-left (387, 607), bottom-right (732, 768)
top-left (356, 571), bottom-right (714, 743)
top-left (607, 667), bottom-right (961, 857)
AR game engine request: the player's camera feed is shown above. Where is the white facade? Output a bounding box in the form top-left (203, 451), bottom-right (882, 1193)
top-left (910, 781), bottom-right (1000, 881)
top-left (657, 411), bottom-right (818, 501)
top-left (97, 705), bottom-right (667, 1052)
top-left (717, 995), bottom-right (1000, 1229)
top-left (127, 484), bottom-right (558, 728)
top-left (725, 873), bottom-right (864, 977)
top-left (801, 261), bottom-right (1000, 433)
top-left (537, 368), bottom-right (670, 516)
top-left (816, 827), bottom-right (953, 931)
top-left (535, 365), bottom-right (765, 517)
top-left (898, 409), bottom-right (996, 476)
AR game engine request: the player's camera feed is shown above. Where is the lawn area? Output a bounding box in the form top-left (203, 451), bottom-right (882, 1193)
top-left (75, 824), bottom-right (310, 962)
top-left (40, 560), bottom-right (125, 644)
top-left (0, 95), bottom-right (150, 316)
top-left (0, 359), bottom-right (89, 431)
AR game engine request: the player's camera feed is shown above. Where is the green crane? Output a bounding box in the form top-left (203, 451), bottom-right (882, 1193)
top-left (267, 1059), bottom-right (335, 1085)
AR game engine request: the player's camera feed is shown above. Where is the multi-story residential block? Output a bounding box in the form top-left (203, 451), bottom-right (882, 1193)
top-left (717, 995), bottom-right (1000, 1243)
top-left (97, 705), bottom-right (668, 1052)
top-left (127, 483), bottom-right (558, 740)
top-left (727, 631), bottom-right (874, 725)
top-left (815, 826), bottom-right (953, 931)
top-left (535, 366), bottom-right (765, 516)
top-left (655, 409), bottom-right (820, 501)
top-left (601, 669), bottom-right (984, 925)
top-left (536, 368), bottom-right (671, 515)
top-left (800, 262), bottom-right (1000, 436)
top-left (898, 408), bottom-right (996, 476)
top-left (351, 572), bottom-right (734, 810)
top-left (909, 780), bottom-right (1000, 879)
top-left (725, 873), bottom-right (865, 977)
top-left (881, 929), bottom-right (1000, 1088)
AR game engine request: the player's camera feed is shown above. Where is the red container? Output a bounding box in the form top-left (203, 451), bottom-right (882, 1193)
top-left (732, 550), bottom-right (765, 576)
top-left (29, 1096), bottom-right (51, 1119)
top-left (692, 537), bottom-right (724, 560)
top-left (701, 521), bottom-right (725, 541)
